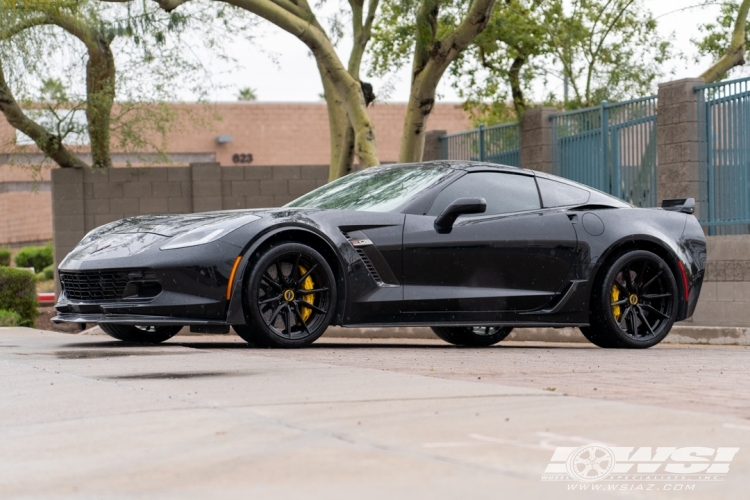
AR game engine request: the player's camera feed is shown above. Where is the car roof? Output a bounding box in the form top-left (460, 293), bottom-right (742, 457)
top-left (406, 160), bottom-right (537, 175)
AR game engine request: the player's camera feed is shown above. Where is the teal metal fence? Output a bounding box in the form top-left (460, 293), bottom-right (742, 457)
top-left (550, 96), bottom-right (658, 207)
top-left (696, 77), bottom-right (750, 235)
top-left (440, 122), bottom-right (520, 167)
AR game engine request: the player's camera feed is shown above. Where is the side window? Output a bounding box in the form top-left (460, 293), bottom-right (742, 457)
top-left (536, 178), bottom-right (590, 208)
top-left (427, 172), bottom-right (541, 216)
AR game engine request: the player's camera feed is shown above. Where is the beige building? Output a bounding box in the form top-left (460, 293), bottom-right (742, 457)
top-left (0, 102), bottom-right (469, 246)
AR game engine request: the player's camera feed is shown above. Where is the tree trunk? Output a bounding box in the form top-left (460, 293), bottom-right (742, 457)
top-left (0, 59), bottom-right (88, 169)
top-left (320, 68), bottom-right (355, 181)
top-left (508, 55), bottom-right (527, 119)
top-left (399, 73), bottom-right (438, 163)
top-left (398, 0), bottom-right (496, 163)
top-left (700, 0), bottom-right (750, 83)
top-left (84, 33), bottom-right (116, 168)
top-left (0, 13), bottom-right (116, 169)
top-left (222, 0), bottom-right (380, 169)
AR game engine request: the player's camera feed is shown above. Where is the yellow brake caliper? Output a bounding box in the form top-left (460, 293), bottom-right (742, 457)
top-left (298, 265), bottom-right (315, 322)
top-left (611, 285), bottom-right (621, 321)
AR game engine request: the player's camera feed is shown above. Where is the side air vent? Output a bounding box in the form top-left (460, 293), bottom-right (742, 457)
top-left (342, 231), bottom-right (384, 284)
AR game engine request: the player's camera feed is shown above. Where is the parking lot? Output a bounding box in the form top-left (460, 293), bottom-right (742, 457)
top-left (1, 327), bottom-right (749, 499)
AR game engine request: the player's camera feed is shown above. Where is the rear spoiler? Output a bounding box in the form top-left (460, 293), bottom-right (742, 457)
top-left (661, 198), bottom-right (695, 215)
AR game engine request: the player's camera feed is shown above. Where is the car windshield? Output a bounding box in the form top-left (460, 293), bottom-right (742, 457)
top-left (285, 164), bottom-right (454, 212)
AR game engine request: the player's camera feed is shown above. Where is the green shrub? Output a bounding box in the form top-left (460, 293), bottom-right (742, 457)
top-left (0, 248), bottom-right (10, 267)
top-left (35, 264), bottom-right (55, 282)
top-left (0, 267), bottom-right (37, 327)
top-left (0, 309), bottom-right (22, 327)
top-left (14, 243), bottom-right (53, 272)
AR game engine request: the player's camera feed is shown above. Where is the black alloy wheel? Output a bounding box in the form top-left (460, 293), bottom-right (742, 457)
top-left (582, 250), bottom-right (678, 349)
top-left (431, 326), bottom-right (514, 346)
top-left (243, 243), bottom-right (336, 348)
top-left (98, 324), bottom-right (181, 344)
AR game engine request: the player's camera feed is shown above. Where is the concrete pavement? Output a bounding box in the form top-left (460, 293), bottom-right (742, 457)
top-left (1, 327), bottom-right (749, 499)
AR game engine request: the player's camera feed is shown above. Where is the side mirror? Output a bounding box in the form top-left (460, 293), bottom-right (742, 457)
top-left (434, 197), bottom-right (487, 233)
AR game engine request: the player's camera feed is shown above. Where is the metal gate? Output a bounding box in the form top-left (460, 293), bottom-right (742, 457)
top-left (440, 122), bottom-right (520, 167)
top-left (550, 97), bottom-right (658, 207)
top-left (697, 77), bottom-right (750, 235)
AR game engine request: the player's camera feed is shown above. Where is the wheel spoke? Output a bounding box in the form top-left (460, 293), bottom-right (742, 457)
top-left (292, 253), bottom-right (301, 281)
top-left (274, 258), bottom-right (284, 282)
top-left (259, 294), bottom-right (282, 305)
top-left (618, 306), bottom-right (632, 330)
top-left (267, 302), bottom-right (286, 326)
top-left (611, 298), bottom-right (629, 306)
top-left (285, 305), bottom-right (293, 336)
top-left (262, 273), bottom-right (282, 291)
top-left (636, 306), bottom-right (656, 336)
top-left (613, 278), bottom-right (629, 295)
top-left (640, 271), bottom-right (663, 292)
top-left (642, 303), bottom-right (670, 320)
top-left (292, 303), bottom-right (310, 335)
top-left (299, 301), bottom-right (327, 314)
top-left (297, 263), bottom-right (318, 285)
top-left (630, 307), bottom-right (639, 337)
top-left (637, 260), bottom-right (649, 291)
top-left (298, 287), bottom-right (329, 294)
top-left (642, 293), bottom-right (671, 300)
top-left (623, 264), bottom-right (633, 291)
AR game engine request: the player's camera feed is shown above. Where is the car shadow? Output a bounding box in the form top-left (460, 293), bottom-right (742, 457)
top-left (59, 338), bottom-right (593, 350)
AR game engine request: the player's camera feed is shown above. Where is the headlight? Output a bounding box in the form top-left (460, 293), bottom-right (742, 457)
top-left (160, 215), bottom-right (260, 250)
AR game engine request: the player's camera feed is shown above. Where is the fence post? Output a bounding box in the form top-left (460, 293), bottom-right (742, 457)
top-left (601, 101), bottom-right (619, 198)
top-left (478, 124), bottom-right (485, 162)
top-left (422, 130), bottom-right (447, 161)
top-left (520, 107), bottom-right (556, 173)
top-left (656, 78), bottom-right (704, 215)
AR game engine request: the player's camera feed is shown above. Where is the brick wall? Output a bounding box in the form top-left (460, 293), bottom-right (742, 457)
top-left (0, 191), bottom-right (51, 245)
top-left (1, 103), bottom-right (470, 169)
top-left (689, 236), bottom-right (750, 327)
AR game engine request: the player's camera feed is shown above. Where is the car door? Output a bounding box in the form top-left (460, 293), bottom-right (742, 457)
top-left (402, 171), bottom-right (578, 315)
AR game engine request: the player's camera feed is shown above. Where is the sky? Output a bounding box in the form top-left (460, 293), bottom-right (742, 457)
top-left (207, 0), bottom-right (734, 104)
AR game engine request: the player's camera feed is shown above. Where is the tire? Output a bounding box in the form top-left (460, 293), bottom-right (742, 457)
top-left (243, 243), bottom-right (337, 348)
top-left (585, 250), bottom-right (678, 349)
top-left (99, 324), bottom-right (181, 344)
top-left (232, 325), bottom-right (270, 348)
top-left (431, 326), bottom-right (513, 347)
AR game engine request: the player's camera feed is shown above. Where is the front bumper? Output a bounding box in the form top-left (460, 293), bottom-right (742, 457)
top-left (52, 311), bottom-right (228, 326)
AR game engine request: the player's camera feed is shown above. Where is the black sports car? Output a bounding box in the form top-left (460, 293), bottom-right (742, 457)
top-left (53, 161), bottom-right (706, 349)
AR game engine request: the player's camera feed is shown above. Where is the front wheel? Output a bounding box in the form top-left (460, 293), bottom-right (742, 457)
top-left (584, 250), bottom-right (678, 349)
top-left (431, 326), bottom-right (513, 347)
top-left (99, 324), bottom-right (181, 344)
top-left (243, 243), bottom-right (337, 348)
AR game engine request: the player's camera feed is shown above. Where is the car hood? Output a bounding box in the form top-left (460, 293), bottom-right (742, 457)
top-left (87, 210), bottom-right (270, 238)
top-left (61, 208), bottom-right (322, 266)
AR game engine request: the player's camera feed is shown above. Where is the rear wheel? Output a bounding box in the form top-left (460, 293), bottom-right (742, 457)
top-left (98, 324), bottom-right (181, 344)
top-left (584, 250), bottom-right (678, 349)
top-left (431, 326), bottom-right (513, 347)
top-left (243, 243), bottom-right (336, 348)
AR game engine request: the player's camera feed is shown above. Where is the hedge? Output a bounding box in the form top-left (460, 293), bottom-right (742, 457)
top-left (36, 264), bottom-right (55, 282)
top-left (0, 248), bottom-right (10, 267)
top-left (14, 243), bottom-right (53, 272)
top-left (0, 267), bottom-right (37, 327)
top-left (0, 310), bottom-right (22, 327)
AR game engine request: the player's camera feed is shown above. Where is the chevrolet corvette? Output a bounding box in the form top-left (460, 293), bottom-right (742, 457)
top-left (53, 161), bottom-right (706, 348)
